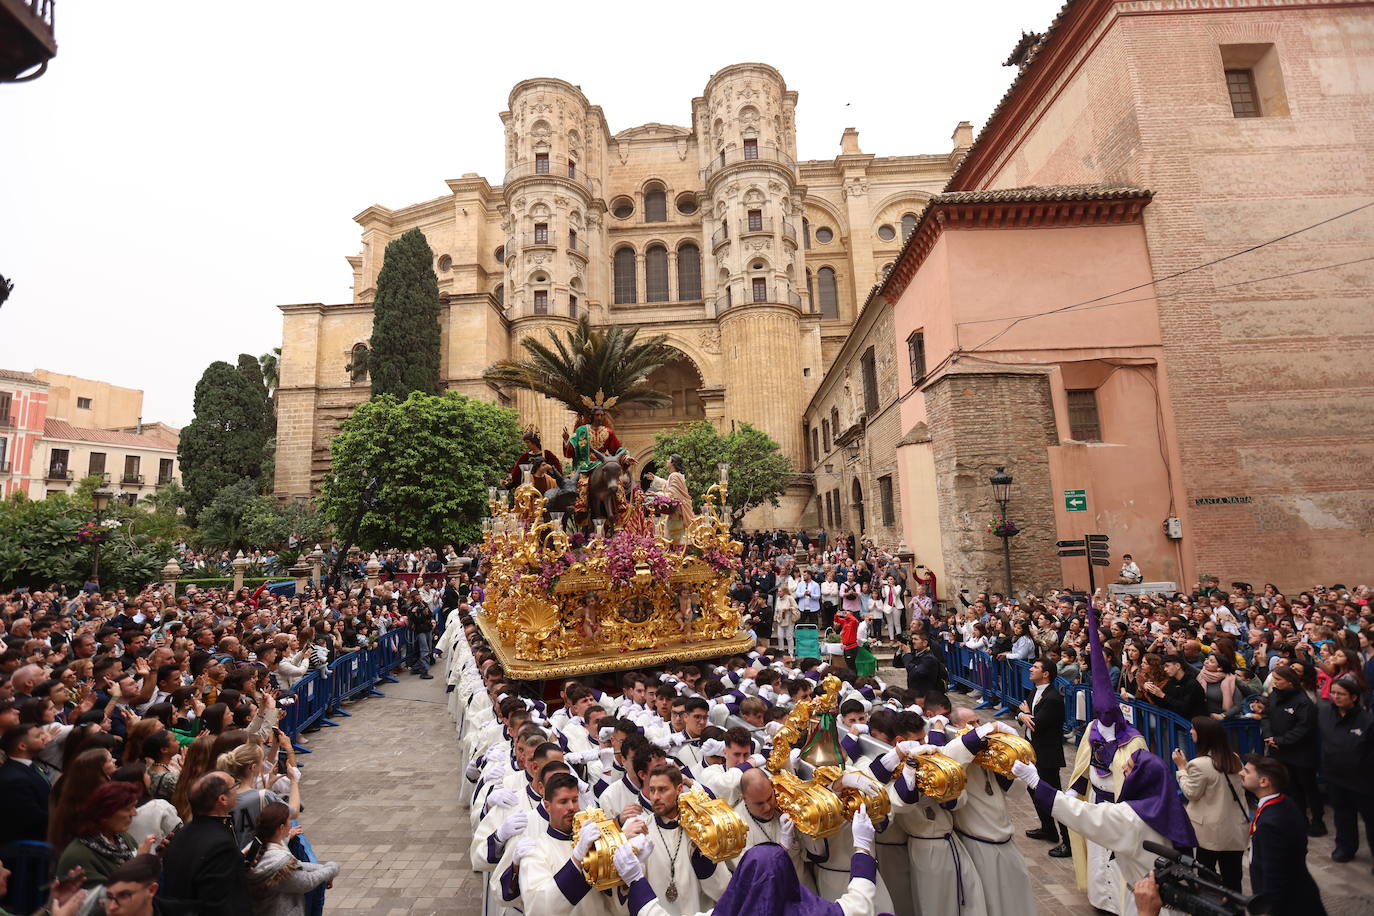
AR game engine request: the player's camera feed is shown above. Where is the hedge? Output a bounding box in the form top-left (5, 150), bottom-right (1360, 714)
top-left (174, 576), bottom-right (288, 596)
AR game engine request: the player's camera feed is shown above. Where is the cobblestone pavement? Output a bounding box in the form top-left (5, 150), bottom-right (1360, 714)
top-left (296, 665), bottom-right (1374, 914)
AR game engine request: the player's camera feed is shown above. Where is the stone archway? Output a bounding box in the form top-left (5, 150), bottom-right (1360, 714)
top-left (614, 348), bottom-right (707, 471)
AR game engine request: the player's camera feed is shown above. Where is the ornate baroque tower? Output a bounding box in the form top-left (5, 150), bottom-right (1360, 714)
top-left (499, 79), bottom-right (608, 442)
top-left (694, 65), bottom-right (812, 513)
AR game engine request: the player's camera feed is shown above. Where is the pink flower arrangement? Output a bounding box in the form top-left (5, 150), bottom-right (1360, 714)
top-left (643, 492), bottom-right (680, 515)
top-left (702, 548), bottom-right (740, 575)
top-left (986, 517), bottom-right (1021, 537)
top-left (76, 522), bottom-right (108, 546)
top-left (604, 528), bottom-right (671, 588)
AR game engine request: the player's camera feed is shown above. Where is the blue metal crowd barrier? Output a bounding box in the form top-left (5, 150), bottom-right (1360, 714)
top-left (939, 641), bottom-right (1263, 783)
top-left (0, 840), bottom-right (54, 915)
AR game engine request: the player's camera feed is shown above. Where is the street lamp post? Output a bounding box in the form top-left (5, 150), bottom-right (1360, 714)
top-left (91, 489), bottom-right (112, 585)
top-left (989, 467), bottom-right (1014, 598)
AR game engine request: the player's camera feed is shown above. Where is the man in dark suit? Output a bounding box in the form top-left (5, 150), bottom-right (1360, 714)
top-left (1241, 754), bottom-right (1326, 916)
top-left (159, 772), bottom-right (253, 915)
top-left (1018, 658), bottom-right (1071, 855)
top-left (0, 725), bottom-right (51, 845)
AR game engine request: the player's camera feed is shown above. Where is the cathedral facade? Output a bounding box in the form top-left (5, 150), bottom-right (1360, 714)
top-left (274, 63), bottom-right (964, 525)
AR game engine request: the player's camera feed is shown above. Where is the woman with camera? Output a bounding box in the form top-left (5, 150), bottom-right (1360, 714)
top-left (1170, 717), bottom-right (1248, 891)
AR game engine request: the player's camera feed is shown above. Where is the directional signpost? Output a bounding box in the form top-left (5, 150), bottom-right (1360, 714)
top-left (1058, 534), bottom-right (1109, 592)
top-left (1064, 489), bottom-right (1087, 512)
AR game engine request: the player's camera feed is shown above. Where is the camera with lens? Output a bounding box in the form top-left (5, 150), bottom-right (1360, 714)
top-left (1143, 842), bottom-right (1268, 916)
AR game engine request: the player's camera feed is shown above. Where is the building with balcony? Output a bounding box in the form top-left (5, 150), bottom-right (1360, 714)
top-left (0, 369), bottom-right (181, 503)
top-left (275, 63), bottom-right (962, 525)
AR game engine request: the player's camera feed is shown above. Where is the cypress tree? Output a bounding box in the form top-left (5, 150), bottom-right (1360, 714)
top-left (236, 353), bottom-right (274, 437)
top-left (178, 361), bottom-right (269, 524)
top-left (369, 228), bottom-right (442, 399)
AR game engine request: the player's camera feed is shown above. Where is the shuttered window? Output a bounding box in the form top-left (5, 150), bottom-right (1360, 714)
top-left (644, 189), bottom-right (667, 223)
top-left (645, 245), bottom-right (669, 302)
top-left (613, 248), bottom-right (636, 304)
top-left (817, 267), bottom-right (839, 319)
top-left (1067, 389), bottom-right (1102, 441)
top-left (677, 244), bottom-right (701, 301)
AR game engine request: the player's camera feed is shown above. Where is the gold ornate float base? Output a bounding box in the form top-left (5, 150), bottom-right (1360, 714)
top-left (476, 612), bottom-right (756, 680)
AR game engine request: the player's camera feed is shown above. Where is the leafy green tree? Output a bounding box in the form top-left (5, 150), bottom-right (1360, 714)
top-left (240, 495), bottom-right (328, 550)
top-left (482, 316), bottom-right (672, 417)
top-left (368, 228), bottom-right (442, 399)
top-left (653, 421), bottom-right (791, 524)
top-left (258, 347), bottom-right (281, 395)
top-left (196, 479), bottom-right (260, 550)
top-left (237, 353), bottom-right (274, 437)
top-left (178, 361), bottom-right (270, 523)
top-left (321, 392), bottom-right (522, 548)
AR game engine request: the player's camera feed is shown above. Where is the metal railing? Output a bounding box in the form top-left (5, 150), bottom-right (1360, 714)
top-left (519, 231), bottom-right (556, 248)
top-left (156, 475), bottom-right (174, 486)
top-left (739, 217), bottom-right (774, 236)
top-left (121, 473), bottom-right (145, 485)
top-left (715, 284), bottom-right (803, 316)
top-left (567, 235), bottom-right (589, 257)
top-left (782, 220), bottom-right (797, 243)
top-left (503, 157), bottom-right (599, 196)
top-left (46, 467), bottom-right (71, 480)
top-left (0, 412), bottom-right (18, 428)
top-left (702, 144), bottom-right (797, 181)
top-left (711, 225), bottom-right (729, 248)
top-left (0, 461), bottom-right (10, 473)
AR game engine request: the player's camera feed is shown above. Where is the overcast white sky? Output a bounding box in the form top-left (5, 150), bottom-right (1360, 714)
top-left (0, 0), bottom-right (1065, 426)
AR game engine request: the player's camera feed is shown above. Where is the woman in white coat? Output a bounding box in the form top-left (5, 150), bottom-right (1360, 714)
top-left (1170, 716), bottom-right (1249, 891)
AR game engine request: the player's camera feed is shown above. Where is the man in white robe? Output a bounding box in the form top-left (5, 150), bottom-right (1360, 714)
top-left (628, 762), bottom-right (729, 916)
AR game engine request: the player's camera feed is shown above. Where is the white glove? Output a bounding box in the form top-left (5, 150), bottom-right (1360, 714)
top-left (879, 748), bottom-right (900, 775)
top-left (669, 731), bottom-right (689, 748)
top-left (486, 787), bottom-right (518, 809)
top-left (700, 738), bottom-right (726, 759)
top-left (778, 813), bottom-right (796, 849)
top-left (898, 741), bottom-right (938, 757)
top-left (747, 753), bottom-right (766, 768)
top-left (598, 727), bottom-right (615, 742)
top-left (465, 760), bottom-right (482, 780)
top-left (613, 841), bottom-right (645, 884)
top-left (851, 803), bottom-right (876, 855)
top-left (565, 749), bottom-right (600, 766)
top-left (787, 748), bottom-right (801, 772)
top-left (840, 772), bottom-right (879, 794)
top-left (572, 821), bottom-right (600, 863)
top-left (992, 720), bottom-right (1019, 736)
top-left (512, 836), bottom-right (536, 864)
top-left (905, 703), bottom-right (925, 716)
top-left (496, 810), bottom-right (529, 842)
top-left (598, 747), bottom-right (615, 769)
top-left (1011, 760), bottom-right (1040, 789)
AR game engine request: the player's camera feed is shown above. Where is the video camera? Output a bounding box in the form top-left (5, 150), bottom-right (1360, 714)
top-left (1142, 842), bottom-right (1269, 916)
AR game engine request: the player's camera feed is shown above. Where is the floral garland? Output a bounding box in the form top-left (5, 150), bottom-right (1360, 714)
top-left (76, 521), bottom-right (112, 545)
top-left (603, 528), bottom-right (672, 588)
top-left (702, 547), bottom-right (741, 575)
top-left (642, 492), bottom-right (680, 515)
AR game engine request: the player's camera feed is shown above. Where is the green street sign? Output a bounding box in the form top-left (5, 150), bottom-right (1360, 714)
top-left (1064, 489), bottom-right (1087, 512)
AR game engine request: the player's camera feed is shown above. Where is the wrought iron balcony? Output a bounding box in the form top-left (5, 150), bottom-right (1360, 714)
top-left (567, 235), bottom-right (589, 258)
top-left (782, 220), bottom-right (797, 243)
top-left (702, 144), bottom-right (796, 182)
top-left (519, 231), bottom-right (557, 249)
top-left (157, 474), bottom-right (174, 486)
top-left (0, 461), bottom-right (10, 473)
top-left (0, 412), bottom-right (18, 428)
top-left (739, 217), bottom-right (774, 236)
top-left (714, 284), bottom-right (803, 316)
top-left (121, 473), bottom-right (145, 486)
top-left (711, 226), bottom-right (729, 249)
top-left (0, 0), bottom-right (57, 83)
top-left (46, 466), bottom-right (71, 481)
top-left (503, 156), bottom-right (599, 196)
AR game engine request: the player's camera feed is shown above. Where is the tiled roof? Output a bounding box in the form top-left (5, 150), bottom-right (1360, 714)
top-left (938, 184), bottom-right (1151, 204)
top-left (0, 368), bottom-right (42, 383)
top-left (43, 419), bottom-right (179, 450)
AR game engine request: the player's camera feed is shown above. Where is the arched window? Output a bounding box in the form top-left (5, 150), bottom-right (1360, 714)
top-left (677, 243), bottom-right (701, 301)
top-left (803, 217), bottom-right (811, 249)
top-left (645, 245), bottom-right (669, 302)
top-left (817, 267), bottom-right (839, 319)
top-left (494, 284), bottom-right (504, 306)
top-left (901, 212), bottom-right (918, 240)
top-left (613, 248), bottom-right (637, 304)
top-left (644, 186), bottom-right (667, 223)
top-left (348, 343), bottom-right (369, 384)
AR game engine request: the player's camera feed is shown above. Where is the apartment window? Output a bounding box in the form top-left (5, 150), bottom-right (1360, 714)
top-left (158, 458), bottom-right (174, 484)
top-left (613, 248), bottom-right (637, 304)
top-left (49, 448), bottom-right (69, 475)
top-left (568, 159), bottom-right (578, 179)
top-left (1225, 69), bottom-right (1260, 118)
top-left (88, 452), bottom-right (106, 476)
top-left (644, 186), bottom-right (667, 223)
top-left (0, 437), bottom-right (7, 471)
top-left (646, 245), bottom-right (670, 302)
top-left (860, 346), bottom-right (878, 415)
top-left (123, 455), bottom-right (141, 482)
top-left (831, 407), bottom-right (841, 438)
top-left (831, 488), bottom-right (842, 527)
top-left (0, 393), bottom-right (10, 426)
top-left (901, 212), bottom-right (918, 241)
top-left (120, 493), bottom-right (137, 506)
top-left (533, 222), bottom-right (549, 244)
top-left (677, 244), bottom-right (701, 301)
top-left (823, 491), bottom-right (832, 528)
top-left (751, 277), bottom-right (767, 302)
top-left (747, 209), bottom-right (763, 232)
top-left (810, 427), bottom-right (820, 466)
top-left (879, 475), bottom-right (895, 527)
top-left (743, 138), bottom-right (758, 160)
top-left (534, 152), bottom-right (550, 174)
top-left (817, 267), bottom-right (839, 319)
top-left (1066, 389), bottom-right (1103, 442)
top-left (77, 397), bottom-right (93, 410)
top-left (533, 289), bottom-right (549, 316)
top-left (568, 294), bottom-right (578, 318)
top-left (907, 332), bottom-right (927, 385)
top-left (568, 228), bottom-right (578, 250)
top-left (822, 419), bottom-right (831, 449)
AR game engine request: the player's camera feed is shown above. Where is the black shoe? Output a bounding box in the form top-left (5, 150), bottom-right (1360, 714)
top-left (1025, 828), bottom-right (1057, 842)
top-left (1308, 821), bottom-right (1327, 837)
top-left (1048, 843), bottom-right (1072, 858)
top-left (419, 672), bottom-right (434, 679)
top-left (1332, 848), bottom-right (1355, 863)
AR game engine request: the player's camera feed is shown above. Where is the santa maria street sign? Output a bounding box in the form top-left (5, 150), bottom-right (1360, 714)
top-left (1064, 489), bottom-right (1087, 512)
